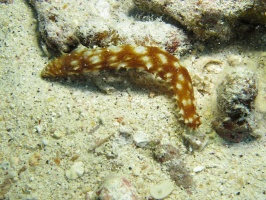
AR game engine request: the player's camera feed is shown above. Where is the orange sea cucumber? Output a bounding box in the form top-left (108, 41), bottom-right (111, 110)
top-left (41, 45), bottom-right (201, 129)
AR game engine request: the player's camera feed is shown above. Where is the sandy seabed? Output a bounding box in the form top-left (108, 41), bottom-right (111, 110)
top-left (0, 1), bottom-right (266, 200)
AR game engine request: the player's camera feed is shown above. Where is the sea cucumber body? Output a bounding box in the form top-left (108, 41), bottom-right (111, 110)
top-left (41, 45), bottom-right (201, 129)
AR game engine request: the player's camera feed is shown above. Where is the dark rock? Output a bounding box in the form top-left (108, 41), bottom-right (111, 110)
top-left (212, 118), bottom-right (251, 143)
top-left (213, 69), bottom-right (258, 142)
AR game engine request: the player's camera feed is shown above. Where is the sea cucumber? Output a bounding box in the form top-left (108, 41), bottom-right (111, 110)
top-left (41, 45), bottom-right (201, 129)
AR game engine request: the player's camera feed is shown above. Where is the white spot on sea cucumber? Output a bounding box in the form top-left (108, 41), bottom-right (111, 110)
top-left (94, 65), bottom-right (102, 69)
top-left (141, 55), bottom-right (150, 62)
top-left (178, 74), bottom-right (185, 82)
top-left (188, 82), bottom-right (192, 89)
top-left (117, 62), bottom-right (128, 68)
top-left (93, 49), bottom-right (104, 54)
top-left (73, 66), bottom-right (80, 70)
top-left (134, 46), bottom-right (147, 54)
top-left (70, 60), bottom-right (79, 67)
top-left (108, 55), bottom-right (117, 62)
top-left (182, 99), bottom-right (188, 106)
top-left (176, 83), bottom-right (182, 90)
top-left (185, 99), bottom-right (192, 106)
top-left (173, 62), bottom-right (180, 67)
top-left (108, 46), bottom-right (122, 53)
top-left (146, 62), bottom-right (153, 69)
top-left (165, 72), bottom-right (173, 78)
top-left (157, 67), bottom-right (163, 72)
top-left (89, 55), bottom-right (101, 64)
top-left (83, 51), bottom-right (93, 59)
top-left (157, 53), bottom-right (168, 64)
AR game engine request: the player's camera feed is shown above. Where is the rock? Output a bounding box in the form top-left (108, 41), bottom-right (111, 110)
top-left (28, 0), bottom-right (190, 54)
top-left (212, 68), bottom-right (258, 142)
top-left (212, 118), bottom-right (252, 143)
top-left (134, 0), bottom-right (266, 41)
top-left (65, 161), bottom-right (85, 180)
top-left (97, 175), bottom-right (139, 200)
top-left (216, 69), bottom-right (257, 121)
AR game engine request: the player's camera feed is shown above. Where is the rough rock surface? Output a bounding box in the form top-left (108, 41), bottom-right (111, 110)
top-left (212, 68), bottom-right (258, 142)
top-left (134, 0), bottom-right (266, 41)
top-left (28, 0), bottom-right (190, 54)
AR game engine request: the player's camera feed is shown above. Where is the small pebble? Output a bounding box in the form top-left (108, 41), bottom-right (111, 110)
top-left (52, 130), bottom-right (64, 139)
top-left (119, 126), bottom-right (133, 136)
top-left (41, 138), bottom-right (49, 146)
top-left (193, 166), bottom-right (205, 173)
top-left (9, 103), bottom-right (15, 109)
top-left (65, 161), bottom-right (85, 180)
top-left (34, 125), bottom-right (42, 134)
top-left (133, 131), bottom-right (150, 148)
top-left (119, 126), bottom-right (134, 143)
top-left (150, 180), bottom-right (174, 199)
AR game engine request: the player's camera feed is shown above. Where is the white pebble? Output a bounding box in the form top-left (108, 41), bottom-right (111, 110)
top-left (35, 125), bottom-right (42, 134)
top-left (9, 103), bottom-right (15, 109)
top-left (150, 180), bottom-right (174, 199)
top-left (41, 138), bottom-right (49, 146)
top-left (52, 130), bottom-right (64, 139)
top-left (65, 161), bottom-right (85, 180)
top-left (193, 166), bottom-right (205, 173)
top-left (133, 131), bottom-right (150, 148)
top-left (119, 126), bottom-right (133, 135)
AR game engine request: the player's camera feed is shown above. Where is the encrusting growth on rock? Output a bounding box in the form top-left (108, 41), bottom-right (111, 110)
top-left (41, 45), bottom-right (201, 129)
